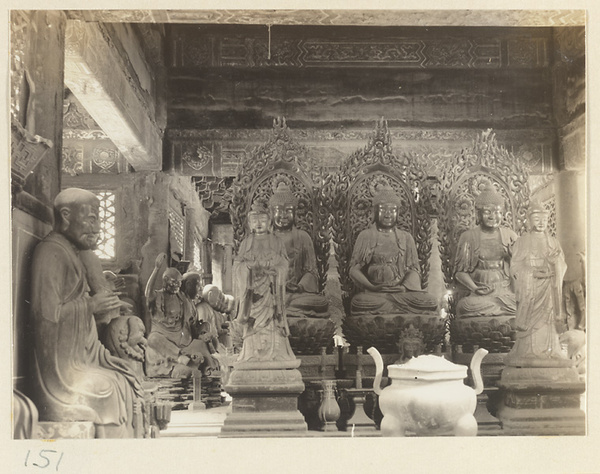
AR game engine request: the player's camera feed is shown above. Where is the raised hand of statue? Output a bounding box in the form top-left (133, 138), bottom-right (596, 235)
top-left (89, 291), bottom-right (123, 315)
top-left (534, 268), bottom-right (554, 279)
top-left (474, 284), bottom-right (494, 296)
top-left (154, 252), bottom-right (167, 269)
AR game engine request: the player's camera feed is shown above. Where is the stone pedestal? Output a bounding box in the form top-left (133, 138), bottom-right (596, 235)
top-left (220, 359), bottom-right (308, 437)
top-left (495, 365), bottom-right (585, 435)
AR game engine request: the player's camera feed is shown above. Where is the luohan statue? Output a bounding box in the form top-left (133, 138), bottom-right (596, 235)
top-left (232, 199), bottom-right (296, 363)
top-left (145, 253), bottom-right (206, 377)
top-left (349, 185), bottom-right (438, 316)
top-left (268, 182), bottom-right (329, 318)
top-left (30, 188), bottom-right (144, 438)
top-left (453, 183), bottom-right (518, 318)
top-left (506, 201), bottom-right (568, 367)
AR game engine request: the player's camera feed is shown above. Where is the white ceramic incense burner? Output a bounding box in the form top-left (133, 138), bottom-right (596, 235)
top-left (367, 347), bottom-right (488, 436)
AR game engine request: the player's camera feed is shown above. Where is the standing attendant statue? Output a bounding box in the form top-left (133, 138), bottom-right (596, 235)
top-left (232, 200), bottom-right (296, 363)
top-left (349, 185), bottom-right (438, 315)
top-left (453, 184), bottom-right (518, 318)
top-left (269, 182), bottom-right (329, 317)
top-left (506, 201), bottom-right (568, 366)
top-left (30, 188), bottom-right (143, 438)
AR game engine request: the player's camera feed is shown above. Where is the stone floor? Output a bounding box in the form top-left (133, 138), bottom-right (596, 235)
top-left (160, 394), bottom-right (504, 438)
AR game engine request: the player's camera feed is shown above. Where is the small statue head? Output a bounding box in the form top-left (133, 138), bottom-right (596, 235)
top-left (248, 199), bottom-right (271, 235)
top-left (527, 200), bottom-right (549, 234)
top-left (53, 188), bottom-right (101, 250)
top-left (202, 284), bottom-right (225, 309)
top-left (162, 267), bottom-right (183, 294)
top-left (182, 271), bottom-right (202, 300)
top-left (269, 182), bottom-right (298, 231)
top-left (474, 184), bottom-right (505, 230)
top-left (372, 184), bottom-right (401, 230)
top-left (397, 324), bottom-right (425, 361)
top-left (195, 321), bottom-right (212, 343)
top-left (105, 316), bottom-right (147, 363)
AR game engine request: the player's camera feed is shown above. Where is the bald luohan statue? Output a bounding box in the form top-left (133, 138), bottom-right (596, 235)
top-left (349, 185), bottom-right (438, 315)
top-left (30, 188), bottom-right (144, 438)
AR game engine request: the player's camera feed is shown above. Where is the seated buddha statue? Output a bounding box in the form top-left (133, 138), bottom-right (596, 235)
top-left (268, 182), bottom-right (329, 318)
top-left (349, 185), bottom-right (438, 315)
top-left (453, 183), bottom-right (518, 318)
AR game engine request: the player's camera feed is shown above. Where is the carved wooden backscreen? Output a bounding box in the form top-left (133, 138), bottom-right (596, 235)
top-left (230, 118), bottom-right (330, 292)
top-left (326, 118), bottom-right (432, 313)
top-left (437, 130), bottom-right (530, 288)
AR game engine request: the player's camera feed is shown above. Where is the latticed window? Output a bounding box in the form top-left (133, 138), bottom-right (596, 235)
top-left (94, 191), bottom-right (116, 260)
top-left (168, 206), bottom-right (185, 253)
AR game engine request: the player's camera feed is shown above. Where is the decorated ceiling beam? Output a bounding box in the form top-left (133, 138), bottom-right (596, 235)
top-left (65, 10), bottom-right (585, 27)
top-left (64, 21), bottom-right (163, 171)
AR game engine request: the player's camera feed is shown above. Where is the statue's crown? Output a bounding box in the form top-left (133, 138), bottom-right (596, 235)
top-left (474, 183), bottom-right (505, 208)
top-left (269, 182), bottom-right (298, 208)
top-left (373, 184), bottom-right (402, 207)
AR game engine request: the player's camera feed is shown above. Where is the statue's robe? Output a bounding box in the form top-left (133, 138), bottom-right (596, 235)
top-left (31, 232), bottom-right (142, 438)
top-left (274, 227), bottom-right (329, 317)
top-left (507, 232), bottom-right (567, 363)
top-left (350, 226), bottom-right (438, 314)
top-left (453, 226), bottom-right (518, 318)
top-left (233, 233), bottom-right (295, 362)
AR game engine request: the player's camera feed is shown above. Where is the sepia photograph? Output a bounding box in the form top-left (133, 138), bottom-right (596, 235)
top-left (4, 2), bottom-right (597, 472)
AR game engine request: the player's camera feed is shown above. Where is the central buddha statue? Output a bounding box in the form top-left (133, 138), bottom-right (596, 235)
top-left (269, 182), bottom-right (329, 318)
top-left (453, 184), bottom-right (518, 318)
top-left (349, 185), bottom-right (438, 315)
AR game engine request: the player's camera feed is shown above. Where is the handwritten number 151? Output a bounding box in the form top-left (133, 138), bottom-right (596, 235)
top-left (24, 450), bottom-right (64, 470)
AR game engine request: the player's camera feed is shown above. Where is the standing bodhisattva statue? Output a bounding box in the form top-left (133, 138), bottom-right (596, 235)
top-left (233, 200), bottom-right (296, 362)
top-left (30, 188), bottom-right (143, 438)
top-left (506, 201), bottom-right (568, 366)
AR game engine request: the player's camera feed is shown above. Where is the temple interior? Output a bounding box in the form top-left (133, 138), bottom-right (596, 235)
top-left (10, 9), bottom-right (586, 443)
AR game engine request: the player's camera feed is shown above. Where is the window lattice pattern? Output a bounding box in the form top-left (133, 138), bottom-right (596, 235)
top-left (94, 191), bottom-right (116, 260)
top-left (168, 207), bottom-right (185, 252)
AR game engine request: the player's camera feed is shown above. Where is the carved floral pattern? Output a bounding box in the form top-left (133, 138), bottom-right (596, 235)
top-left (91, 147), bottom-right (118, 173)
top-left (182, 145), bottom-right (212, 171)
top-left (62, 146), bottom-right (84, 176)
top-left (230, 117), bottom-right (330, 292)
